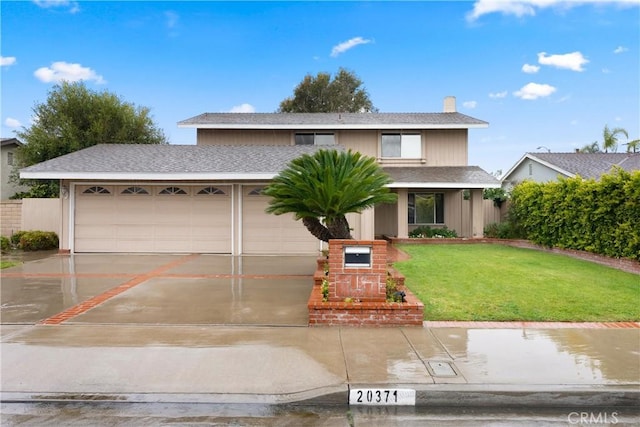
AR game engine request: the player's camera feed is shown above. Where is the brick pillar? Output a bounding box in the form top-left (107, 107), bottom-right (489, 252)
top-left (327, 240), bottom-right (387, 302)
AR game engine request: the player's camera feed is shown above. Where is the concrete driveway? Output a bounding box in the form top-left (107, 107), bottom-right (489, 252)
top-left (1, 254), bottom-right (317, 326)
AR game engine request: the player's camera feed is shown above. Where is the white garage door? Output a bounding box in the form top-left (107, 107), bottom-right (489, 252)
top-left (242, 186), bottom-right (320, 255)
top-left (75, 185), bottom-right (232, 253)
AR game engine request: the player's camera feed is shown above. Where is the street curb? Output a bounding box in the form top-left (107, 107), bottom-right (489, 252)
top-left (3, 385), bottom-right (638, 408)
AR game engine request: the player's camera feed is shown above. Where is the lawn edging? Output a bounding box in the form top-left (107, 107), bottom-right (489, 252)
top-left (386, 237), bottom-right (640, 275)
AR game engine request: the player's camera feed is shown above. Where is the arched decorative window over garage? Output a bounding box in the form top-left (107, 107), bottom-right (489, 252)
top-left (121, 186), bottom-right (150, 195)
top-left (159, 186), bottom-right (187, 195)
top-left (83, 186), bottom-right (111, 194)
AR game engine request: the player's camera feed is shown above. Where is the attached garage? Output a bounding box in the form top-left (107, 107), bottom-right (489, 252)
top-left (21, 144), bottom-right (354, 255)
top-left (75, 184), bottom-right (232, 253)
top-left (241, 185), bottom-right (320, 255)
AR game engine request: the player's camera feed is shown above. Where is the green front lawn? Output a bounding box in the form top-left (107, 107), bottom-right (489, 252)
top-left (394, 244), bottom-right (640, 322)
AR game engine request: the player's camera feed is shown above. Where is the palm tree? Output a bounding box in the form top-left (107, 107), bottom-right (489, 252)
top-left (602, 125), bottom-right (628, 153)
top-left (625, 139), bottom-right (639, 153)
top-left (579, 141), bottom-right (601, 153)
top-left (264, 149), bottom-right (397, 242)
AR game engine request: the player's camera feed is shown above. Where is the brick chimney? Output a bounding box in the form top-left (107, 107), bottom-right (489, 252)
top-left (443, 96), bottom-right (456, 113)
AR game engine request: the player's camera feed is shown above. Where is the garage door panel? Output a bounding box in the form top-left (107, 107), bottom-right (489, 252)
top-left (115, 224), bottom-right (154, 239)
top-left (75, 185), bottom-right (232, 253)
top-left (75, 224), bottom-right (116, 239)
top-left (242, 190), bottom-right (319, 255)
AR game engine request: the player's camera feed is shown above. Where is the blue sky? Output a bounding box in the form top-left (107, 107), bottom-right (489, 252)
top-left (2, 0), bottom-right (639, 175)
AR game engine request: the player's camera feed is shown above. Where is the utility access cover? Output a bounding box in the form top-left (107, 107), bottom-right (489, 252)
top-left (427, 361), bottom-right (457, 377)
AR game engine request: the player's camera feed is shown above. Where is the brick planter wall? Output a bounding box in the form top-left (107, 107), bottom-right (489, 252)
top-left (308, 240), bottom-right (424, 327)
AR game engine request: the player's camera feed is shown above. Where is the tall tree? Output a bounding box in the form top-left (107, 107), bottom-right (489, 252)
top-left (13, 81), bottom-right (167, 197)
top-left (278, 68), bottom-right (377, 113)
top-left (602, 124), bottom-right (628, 153)
top-left (263, 149), bottom-right (396, 241)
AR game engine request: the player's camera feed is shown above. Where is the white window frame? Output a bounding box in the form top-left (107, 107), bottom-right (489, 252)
top-left (294, 132), bottom-right (336, 146)
top-left (381, 132), bottom-right (422, 158)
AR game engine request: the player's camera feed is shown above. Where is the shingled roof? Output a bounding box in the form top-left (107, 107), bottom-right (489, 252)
top-left (384, 167), bottom-right (500, 188)
top-left (20, 144), bottom-right (342, 180)
top-left (520, 152), bottom-right (640, 179)
top-left (178, 112), bottom-right (488, 130)
top-left (21, 144), bottom-right (499, 188)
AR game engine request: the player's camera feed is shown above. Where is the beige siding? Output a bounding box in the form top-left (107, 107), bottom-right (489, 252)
top-left (374, 200), bottom-right (398, 237)
top-left (338, 130), bottom-right (378, 157)
top-left (197, 129), bottom-right (291, 145)
top-left (241, 185), bottom-right (319, 254)
top-left (424, 129), bottom-right (468, 166)
top-left (444, 191), bottom-right (465, 237)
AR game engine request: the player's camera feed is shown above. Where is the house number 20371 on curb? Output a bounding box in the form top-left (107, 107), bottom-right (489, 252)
top-left (349, 389), bottom-right (416, 406)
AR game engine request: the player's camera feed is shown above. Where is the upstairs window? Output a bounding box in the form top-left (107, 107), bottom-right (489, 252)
top-left (409, 193), bottom-right (444, 224)
top-left (7, 152), bottom-right (14, 166)
top-left (295, 133), bottom-right (335, 146)
top-left (381, 133), bottom-right (421, 158)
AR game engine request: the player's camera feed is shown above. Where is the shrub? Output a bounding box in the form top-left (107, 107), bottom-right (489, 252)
top-left (10, 231), bottom-right (28, 246)
top-left (17, 231), bottom-right (59, 251)
top-left (409, 226), bottom-right (458, 238)
top-left (1, 236), bottom-right (10, 253)
top-left (510, 168), bottom-right (639, 260)
top-left (484, 221), bottom-right (523, 239)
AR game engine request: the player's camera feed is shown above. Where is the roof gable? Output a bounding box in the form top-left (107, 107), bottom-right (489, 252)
top-left (502, 152), bottom-right (640, 182)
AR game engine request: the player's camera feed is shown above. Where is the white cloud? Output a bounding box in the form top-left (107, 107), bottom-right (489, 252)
top-left (229, 103), bottom-right (255, 113)
top-left (33, 0), bottom-right (80, 14)
top-left (467, 0), bottom-right (639, 22)
top-left (34, 61), bottom-right (106, 84)
top-left (5, 117), bottom-right (22, 128)
top-left (463, 101), bottom-right (478, 109)
top-left (331, 37), bottom-right (372, 57)
top-left (522, 63), bottom-right (540, 74)
top-left (538, 51), bottom-right (588, 72)
top-left (489, 91), bottom-right (508, 99)
top-left (165, 11), bottom-right (179, 28)
top-left (613, 46), bottom-right (628, 54)
top-left (513, 82), bottom-right (557, 100)
top-left (1, 56), bottom-right (17, 67)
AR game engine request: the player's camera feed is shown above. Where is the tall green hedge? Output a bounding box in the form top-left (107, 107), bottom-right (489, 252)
top-left (510, 168), bottom-right (640, 261)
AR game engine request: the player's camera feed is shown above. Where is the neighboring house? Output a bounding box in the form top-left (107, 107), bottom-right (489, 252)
top-left (502, 152), bottom-right (640, 189)
top-left (1, 138), bottom-right (28, 199)
top-left (21, 96), bottom-right (500, 255)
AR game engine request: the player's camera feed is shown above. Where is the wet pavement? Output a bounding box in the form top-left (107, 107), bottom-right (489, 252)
top-left (1, 253), bottom-right (639, 422)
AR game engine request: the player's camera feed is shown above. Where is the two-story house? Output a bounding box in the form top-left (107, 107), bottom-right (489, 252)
top-left (21, 96), bottom-right (499, 255)
top-left (1, 138), bottom-right (28, 199)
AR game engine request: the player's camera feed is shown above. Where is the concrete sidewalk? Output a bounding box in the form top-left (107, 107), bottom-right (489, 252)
top-left (1, 253), bottom-right (639, 409)
top-left (2, 323), bottom-right (639, 408)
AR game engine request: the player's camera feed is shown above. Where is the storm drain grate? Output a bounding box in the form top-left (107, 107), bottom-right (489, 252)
top-left (427, 361), bottom-right (457, 377)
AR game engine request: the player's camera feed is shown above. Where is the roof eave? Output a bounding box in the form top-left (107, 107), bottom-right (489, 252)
top-left (20, 172), bottom-right (279, 181)
top-left (386, 182), bottom-right (500, 189)
top-left (177, 123), bottom-right (489, 130)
